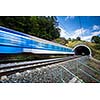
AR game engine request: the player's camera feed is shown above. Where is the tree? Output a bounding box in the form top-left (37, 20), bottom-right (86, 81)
top-left (0, 16), bottom-right (32, 34)
top-left (0, 16), bottom-right (60, 41)
top-left (76, 37), bottom-right (81, 41)
top-left (68, 38), bottom-right (71, 41)
top-left (91, 36), bottom-right (100, 43)
top-left (93, 44), bottom-right (100, 50)
top-left (60, 37), bottom-right (68, 44)
top-left (72, 38), bottom-right (76, 42)
top-left (53, 37), bottom-right (68, 45)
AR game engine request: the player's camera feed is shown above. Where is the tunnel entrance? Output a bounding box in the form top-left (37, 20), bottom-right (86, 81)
top-left (73, 45), bottom-right (92, 56)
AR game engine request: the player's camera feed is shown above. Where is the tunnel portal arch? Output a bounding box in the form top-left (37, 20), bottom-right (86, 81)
top-left (73, 44), bottom-right (92, 56)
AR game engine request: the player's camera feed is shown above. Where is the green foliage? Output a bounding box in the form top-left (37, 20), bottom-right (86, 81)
top-left (93, 44), bottom-right (100, 50)
top-left (91, 36), bottom-right (100, 43)
top-left (71, 37), bottom-right (81, 42)
top-left (68, 38), bottom-right (71, 41)
top-left (72, 38), bottom-right (76, 42)
top-left (76, 37), bottom-right (81, 41)
top-left (53, 37), bottom-right (68, 45)
top-left (67, 40), bottom-right (100, 60)
top-left (67, 40), bottom-right (84, 48)
top-left (0, 16), bottom-right (60, 41)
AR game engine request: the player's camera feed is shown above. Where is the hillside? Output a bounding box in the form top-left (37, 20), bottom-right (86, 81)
top-left (54, 38), bottom-right (100, 60)
top-left (67, 41), bottom-right (100, 60)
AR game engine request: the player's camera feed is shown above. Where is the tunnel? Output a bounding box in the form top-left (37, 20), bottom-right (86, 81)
top-left (73, 44), bottom-right (92, 56)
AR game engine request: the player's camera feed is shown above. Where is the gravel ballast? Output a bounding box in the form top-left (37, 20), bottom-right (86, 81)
top-left (0, 56), bottom-right (89, 83)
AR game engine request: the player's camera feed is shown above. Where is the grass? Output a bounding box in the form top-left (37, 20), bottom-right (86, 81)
top-left (54, 38), bottom-right (100, 60)
top-left (66, 41), bottom-right (84, 48)
top-left (66, 40), bottom-right (100, 60)
top-left (87, 59), bottom-right (100, 71)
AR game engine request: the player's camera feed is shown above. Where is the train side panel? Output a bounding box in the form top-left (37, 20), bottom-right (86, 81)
top-left (0, 26), bottom-right (74, 54)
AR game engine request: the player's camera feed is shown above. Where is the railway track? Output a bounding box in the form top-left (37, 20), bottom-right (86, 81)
top-left (0, 55), bottom-right (100, 83)
top-left (0, 56), bottom-right (79, 77)
top-left (59, 58), bottom-right (100, 83)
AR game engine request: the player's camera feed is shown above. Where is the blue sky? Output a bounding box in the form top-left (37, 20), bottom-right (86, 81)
top-left (56, 16), bottom-right (100, 41)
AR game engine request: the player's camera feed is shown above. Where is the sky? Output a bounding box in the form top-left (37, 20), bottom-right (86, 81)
top-left (56, 16), bottom-right (100, 41)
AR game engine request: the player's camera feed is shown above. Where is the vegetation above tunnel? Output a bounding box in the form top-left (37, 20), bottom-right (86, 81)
top-left (54, 37), bottom-right (100, 60)
top-left (69, 41), bottom-right (100, 60)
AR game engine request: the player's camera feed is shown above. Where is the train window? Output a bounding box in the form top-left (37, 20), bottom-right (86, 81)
top-left (53, 46), bottom-right (56, 50)
top-left (31, 41), bottom-right (38, 48)
top-left (64, 48), bottom-right (66, 51)
top-left (58, 47), bottom-right (61, 51)
top-left (57, 46), bottom-right (59, 51)
top-left (60, 47), bottom-right (62, 51)
top-left (0, 31), bottom-right (23, 47)
top-left (52, 45), bottom-right (54, 49)
top-left (54, 46), bottom-right (57, 50)
top-left (59, 47), bottom-right (61, 51)
top-left (51, 45), bottom-right (54, 49)
top-left (65, 48), bottom-right (67, 52)
top-left (54, 46), bottom-right (56, 50)
top-left (44, 44), bottom-right (48, 48)
top-left (48, 44), bottom-right (52, 50)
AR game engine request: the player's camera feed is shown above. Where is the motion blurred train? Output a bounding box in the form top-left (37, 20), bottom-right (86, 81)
top-left (0, 26), bottom-right (74, 55)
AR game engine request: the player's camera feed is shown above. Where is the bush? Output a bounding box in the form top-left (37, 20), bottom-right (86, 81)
top-left (93, 44), bottom-right (100, 50)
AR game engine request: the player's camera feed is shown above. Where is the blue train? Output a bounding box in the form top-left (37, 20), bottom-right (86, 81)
top-left (0, 26), bottom-right (74, 54)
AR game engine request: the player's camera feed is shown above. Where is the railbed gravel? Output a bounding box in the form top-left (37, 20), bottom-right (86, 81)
top-left (0, 64), bottom-right (73, 83)
top-left (0, 57), bottom-right (88, 83)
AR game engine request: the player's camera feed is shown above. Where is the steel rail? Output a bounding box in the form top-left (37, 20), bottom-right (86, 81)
top-left (60, 65), bottom-right (84, 83)
top-left (79, 68), bottom-right (100, 83)
top-left (0, 56), bottom-right (79, 77)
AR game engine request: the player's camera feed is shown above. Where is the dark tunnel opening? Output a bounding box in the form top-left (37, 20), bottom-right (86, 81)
top-left (74, 46), bottom-right (91, 56)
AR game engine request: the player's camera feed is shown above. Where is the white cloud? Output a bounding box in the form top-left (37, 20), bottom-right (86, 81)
top-left (81, 31), bottom-right (100, 41)
top-left (80, 27), bottom-right (100, 41)
top-left (58, 26), bottom-right (100, 42)
top-left (82, 35), bottom-right (93, 41)
top-left (71, 28), bottom-right (87, 39)
top-left (93, 25), bottom-right (100, 30)
top-left (59, 27), bottom-right (87, 40)
top-left (65, 16), bottom-right (75, 21)
top-left (91, 31), bottom-right (100, 35)
top-left (58, 26), bottom-right (70, 39)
